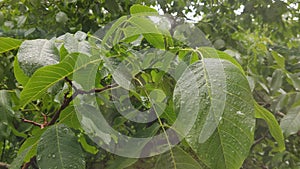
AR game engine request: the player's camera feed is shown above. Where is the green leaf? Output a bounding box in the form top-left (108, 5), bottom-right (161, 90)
top-left (130, 4), bottom-right (158, 15)
top-left (198, 47), bottom-right (245, 74)
top-left (280, 106), bottom-right (300, 137)
top-left (106, 156), bottom-right (138, 169)
top-left (154, 146), bottom-right (203, 169)
top-left (0, 90), bottom-right (12, 139)
top-left (286, 73), bottom-right (300, 91)
top-left (270, 69), bottom-right (283, 93)
top-left (0, 37), bottom-right (22, 53)
top-left (184, 58), bottom-right (255, 169)
top-left (128, 16), bottom-right (165, 49)
top-left (56, 31), bottom-right (91, 56)
top-left (37, 124), bottom-right (85, 169)
top-left (17, 39), bottom-right (60, 76)
top-left (271, 51), bottom-right (285, 69)
top-left (13, 57), bottom-right (30, 86)
top-left (58, 105), bottom-right (82, 130)
top-left (255, 102), bottom-right (285, 152)
top-left (18, 128), bottom-right (45, 162)
top-left (10, 146), bottom-right (32, 169)
top-left (20, 53), bottom-right (101, 107)
top-left (101, 16), bottom-right (128, 48)
top-left (78, 134), bottom-right (99, 154)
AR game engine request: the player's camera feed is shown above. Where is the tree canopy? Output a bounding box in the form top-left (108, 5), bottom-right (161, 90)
top-left (0, 0), bottom-right (300, 169)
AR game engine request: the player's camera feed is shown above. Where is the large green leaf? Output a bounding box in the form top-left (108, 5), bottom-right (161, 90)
top-left (17, 39), bottom-right (60, 76)
top-left (19, 53), bottom-right (101, 107)
top-left (36, 124), bottom-right (85, 169)
top-left (184, 58), bottom-right (255, 169)
top-left (154, 146), bottom-right (203, 169)
top-left (255, 102), bottom-right (285, 151)
top-left (280, 106), bottom-right (300, 137)
top-left (0, 37), bottom-right (22, 53)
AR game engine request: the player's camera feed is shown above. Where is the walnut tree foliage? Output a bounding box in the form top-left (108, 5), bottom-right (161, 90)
top-left (0, 0), bottom-right (300, 169)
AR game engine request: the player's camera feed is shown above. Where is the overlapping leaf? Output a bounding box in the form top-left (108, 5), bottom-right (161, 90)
top-left (19, 53), bottom-right (101, 107)
top-left (255, 102), bottom-right (285, 151)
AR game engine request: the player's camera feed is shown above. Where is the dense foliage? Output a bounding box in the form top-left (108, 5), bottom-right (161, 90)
top-left (0, 0), bottom-right (300, 169)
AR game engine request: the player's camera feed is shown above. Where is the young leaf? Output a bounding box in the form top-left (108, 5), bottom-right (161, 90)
top-left (78, 134), bottom-right (99, 155)
top-left (130, 4), bottom-right (158, 15)
top-left (37, 124), bottom-right (85, 169)
top-left (0, 37), bottom-right (22, 53)
top-left (255, 102), bottom-right (285, 151)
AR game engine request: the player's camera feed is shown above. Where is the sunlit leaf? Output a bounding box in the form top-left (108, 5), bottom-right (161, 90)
top-left (130, 4), bottom-right (158, 14)
top-left (0, 37), bottom-right (22, 53)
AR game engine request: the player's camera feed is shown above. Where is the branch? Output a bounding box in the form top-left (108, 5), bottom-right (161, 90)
top-left (47, 77), bottom-right (118, 125)
top-left (21, 78), bottom-right (118, 128)
top-left (0, 162), bottom-right (9, 169)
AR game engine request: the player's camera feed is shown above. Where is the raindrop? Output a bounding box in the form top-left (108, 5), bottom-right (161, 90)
top-left (52, 154), bottom-right (56, 158)
top-left (250, 126), bottom-right (254, 132)
top-left (236, 111), bottom-right (244, 115)
top-left (63, 128), bottom-right (69, 134)
top-left (36, 155), bottom-right (41, 161)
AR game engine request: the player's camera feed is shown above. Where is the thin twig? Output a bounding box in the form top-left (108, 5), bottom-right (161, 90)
top-left (21, 113), bottom-right (48, 129)
top-left (252, 131), bottom-right (268, 148)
